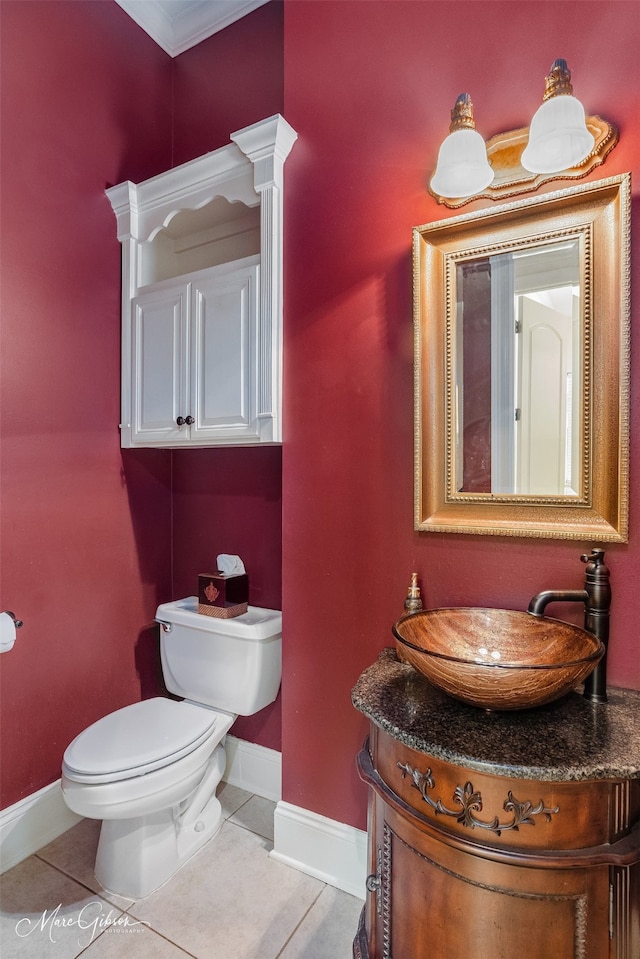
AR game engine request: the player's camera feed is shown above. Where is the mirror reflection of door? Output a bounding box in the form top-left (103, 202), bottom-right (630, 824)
top-left (516, 283), bottom-right (580, 495)
top-left (456, 239), bottom-right (581, 497)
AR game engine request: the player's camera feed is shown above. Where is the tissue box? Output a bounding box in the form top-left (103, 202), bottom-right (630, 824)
top-left (198, 573), bottom-right (248, 619)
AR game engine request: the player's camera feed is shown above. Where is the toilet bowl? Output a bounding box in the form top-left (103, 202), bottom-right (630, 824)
top-left (62, 697), bottom-right (235, 898)
top-left (61, 600), bottom-right (282, 899)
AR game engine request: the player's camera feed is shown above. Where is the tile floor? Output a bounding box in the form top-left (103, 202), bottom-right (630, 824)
top-left (0, 783), bottom-right (363, 959)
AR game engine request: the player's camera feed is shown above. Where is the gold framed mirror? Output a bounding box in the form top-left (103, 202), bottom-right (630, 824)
top-left (413, 174), bottom-right (630, 540)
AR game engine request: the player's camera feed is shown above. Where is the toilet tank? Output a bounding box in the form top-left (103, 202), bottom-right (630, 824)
top-left (156, 598), bottom-right (282, 715)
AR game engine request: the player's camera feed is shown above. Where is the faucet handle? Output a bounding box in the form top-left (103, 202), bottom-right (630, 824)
top-left (581, 547), bottom-right (606, 568)
top-left (581, 549), bottom-right (610, 590)
top-left (580, 548), bottom-right (610, 705)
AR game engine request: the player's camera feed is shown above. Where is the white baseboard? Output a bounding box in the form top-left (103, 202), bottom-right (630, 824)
top-left (0, 736), bottom-right (279, 874)
top-left (222, 734), bottom-right (282, 802)
top-left (0, 780), bottom-right (82, 874)
top-left (1, 741), bottom-right (367, 903)
top-left (271, 800), bottom-right (366, 900)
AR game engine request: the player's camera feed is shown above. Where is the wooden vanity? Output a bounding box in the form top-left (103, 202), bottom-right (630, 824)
top-left (352, 649), bottom-right (640, 959)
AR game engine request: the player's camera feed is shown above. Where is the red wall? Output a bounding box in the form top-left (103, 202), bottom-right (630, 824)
top-left (171, 0), bottom-right (284, 165)
top-left (282, 0), bottom-right (640, 830)
top-left (0, 0), bottom-right (284, 808)
top-left (168, 1), bottom-right (284, 749)
top-left (0, 0), bottom-right (174, 808)
top-left (171, 447), bottom-right (283, 747)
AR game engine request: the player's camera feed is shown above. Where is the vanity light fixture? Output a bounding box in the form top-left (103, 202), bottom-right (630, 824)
top-left (429, 59), bottom-right (617, 208)
top-left (430, 93), bottom-right (494, 199)
top-left (521, 59), bottom-right (594, 174)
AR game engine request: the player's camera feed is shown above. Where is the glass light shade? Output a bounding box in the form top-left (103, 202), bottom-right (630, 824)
top-left (430, 128), bottom-right (494, 199)
top-left (521, 95), bottom-right (595, 174)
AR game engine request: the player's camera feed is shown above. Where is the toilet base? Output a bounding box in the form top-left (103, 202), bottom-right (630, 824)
top-left (95, 743), bottom-right (226, 899)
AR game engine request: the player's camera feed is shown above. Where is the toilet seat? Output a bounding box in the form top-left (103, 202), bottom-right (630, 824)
top-left (63, 698), bottom-right (223, 784)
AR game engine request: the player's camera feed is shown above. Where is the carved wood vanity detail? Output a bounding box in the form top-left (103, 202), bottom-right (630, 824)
top-left (352, 650), bottom-right (640, 959)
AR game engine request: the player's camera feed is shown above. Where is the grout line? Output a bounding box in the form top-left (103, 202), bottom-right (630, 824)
top-left (221, 791), bottom-right (254, 820)
top-left (73, 916), bottom-right (201, 959)
top-left (25, 791), bottom-right (286, 957)
top-left (273, 885), bottom-right (327, 958)
top-left (36, 855), bottom-right (140, 914)
top-left (32, 853), bottom-right (103, 900)
top-left (13, 808), bottom-right (354, 959)
top-left (222, 815), bottom-right (274, 847)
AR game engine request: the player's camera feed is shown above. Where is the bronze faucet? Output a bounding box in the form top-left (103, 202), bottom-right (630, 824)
top-left (527, 548), bottom-right (611, 704)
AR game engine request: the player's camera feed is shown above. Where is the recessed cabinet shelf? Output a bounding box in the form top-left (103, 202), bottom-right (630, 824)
top-left (106, 115), bottom-right (296, 448)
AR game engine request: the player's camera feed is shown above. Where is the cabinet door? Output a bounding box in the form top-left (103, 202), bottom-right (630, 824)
top-left (130, 287), bottom-right (189, 445)
top-left (369, 797), bottom-right (611, 959)
top-left (190, 263), bottom-right (259, 443)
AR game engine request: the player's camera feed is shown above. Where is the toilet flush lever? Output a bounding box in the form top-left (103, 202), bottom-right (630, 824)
top-left (3, 611), bottom-right (23, 629)
top-left (156, 620), bottom-right (173, 633)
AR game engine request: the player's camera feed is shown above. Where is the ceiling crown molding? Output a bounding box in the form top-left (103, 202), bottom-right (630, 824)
top-left (116, 0), bottom-right (270, 57)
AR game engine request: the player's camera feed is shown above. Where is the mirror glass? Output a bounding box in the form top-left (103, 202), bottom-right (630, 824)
top-left (413, 175), bottom-right (630, 540)
top-left (454, 238), bottom-right (583, 498)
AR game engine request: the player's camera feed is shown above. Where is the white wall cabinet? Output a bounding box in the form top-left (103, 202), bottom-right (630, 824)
top-left (106, 115), bottom-right (296, 447)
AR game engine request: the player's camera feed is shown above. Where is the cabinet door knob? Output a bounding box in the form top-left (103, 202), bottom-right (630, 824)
top-left (185, 415), bottom-right (195, 425)
top-left (176, 416), bottom-right (186, 426)
top-left (366, 873), bottom-right (381, 893)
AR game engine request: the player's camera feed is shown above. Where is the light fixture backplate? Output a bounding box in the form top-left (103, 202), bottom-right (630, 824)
top-left (430, 115), bottom-right (618, 209)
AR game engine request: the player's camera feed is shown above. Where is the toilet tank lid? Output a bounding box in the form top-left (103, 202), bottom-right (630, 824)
top-left (156, 598), bottom-right (282, 640)
top-left (63, 698), bottom-right (219, 778)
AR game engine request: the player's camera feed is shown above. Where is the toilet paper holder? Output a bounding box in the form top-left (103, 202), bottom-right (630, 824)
top-left (3, 611), bottom-right (23, 629)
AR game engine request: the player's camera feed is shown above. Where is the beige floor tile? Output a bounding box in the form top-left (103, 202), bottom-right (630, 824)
top-left (0, 856), bottom-right (122, 959)
top-left (129, 821), bottom-right (325, 959)
top-left (80, 923), bottom-right (191, 958)
top-left (2, 788), bottom-right (361, 959)
top-left (35, 818), bottom-right (134, 910)
top-left (278, 884), bottom-right (364, 958)
top-left (228, 795), bottom-right (276, 841)
top-left (217, 781), bottom-right (253, 819)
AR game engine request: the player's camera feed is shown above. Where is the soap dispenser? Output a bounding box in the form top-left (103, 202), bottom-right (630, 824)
top-left (404, 573), bottom-right (423, 613)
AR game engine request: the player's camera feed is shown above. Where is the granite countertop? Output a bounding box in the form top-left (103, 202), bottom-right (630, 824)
top-left (352, 648), bottom-right (640, 782)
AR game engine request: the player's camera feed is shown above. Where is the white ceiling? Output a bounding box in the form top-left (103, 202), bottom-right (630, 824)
top-left (116, 0), bottom-right (270, 57)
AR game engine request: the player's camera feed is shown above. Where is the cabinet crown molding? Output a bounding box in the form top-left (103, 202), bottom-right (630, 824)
top-left (106, 115), bottom-right (296, 243)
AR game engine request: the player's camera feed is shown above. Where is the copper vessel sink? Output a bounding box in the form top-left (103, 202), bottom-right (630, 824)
top-left (393, 608), bottom-right (605, 711)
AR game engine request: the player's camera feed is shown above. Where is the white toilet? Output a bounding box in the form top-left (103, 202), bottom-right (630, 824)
top-left (61, 598), bottom-right (282, 899)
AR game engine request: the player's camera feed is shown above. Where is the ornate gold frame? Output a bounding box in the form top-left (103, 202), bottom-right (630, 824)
top-left (413, 174), bottom-right (630, 540)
